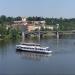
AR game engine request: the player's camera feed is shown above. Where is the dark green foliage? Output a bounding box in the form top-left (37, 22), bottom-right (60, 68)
top-left (27, 16), bottom-right (44, 21)
top-left (14, 16), bottom-right (22, 21)
top-left (0, 15), bottom-right (21, 40)
top-left (9, 28), bottom-right (20, 39)
top-left (1, 15), bottom-right (75, 40)
top-left (27, 16), bottom-right (75, 31)
top-left (0, 15), bottom-right (22, 24)
top-left (0, 15), bottom-right (7, 22)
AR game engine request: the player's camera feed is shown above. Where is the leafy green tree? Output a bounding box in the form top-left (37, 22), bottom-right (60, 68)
top-left (0, 15), bottom-right (7, 22)
top-left (9, 28), bottom-right (20, 39)
top-left (0, 24), bottom-right (7, 38)
top-left (15, 16), bottom-right (22, 21)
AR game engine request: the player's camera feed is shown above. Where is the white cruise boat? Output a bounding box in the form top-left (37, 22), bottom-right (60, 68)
top-left (16, 43), bottom-right (52, 54)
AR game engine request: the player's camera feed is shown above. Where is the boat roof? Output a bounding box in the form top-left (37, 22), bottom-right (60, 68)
top-left (16, 45), bottom-right (49, 49)
top-left (21, 43), bottom-right (40, 46)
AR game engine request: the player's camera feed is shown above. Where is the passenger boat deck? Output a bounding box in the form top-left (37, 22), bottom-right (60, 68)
top-left (16, 43), bottom-right (52, 54)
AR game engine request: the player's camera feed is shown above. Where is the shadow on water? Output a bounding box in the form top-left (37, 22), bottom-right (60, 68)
top-left (16, 50), bottom-right (52, 61)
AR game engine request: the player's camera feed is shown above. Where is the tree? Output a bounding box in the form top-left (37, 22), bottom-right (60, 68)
top-left (27, 17), bottom-right (33, 21)
top-left (0, 24), bottom-right (7, 38)
top-left (15, 16), bottom-right (22, 21)
top-left (0, 15), bottom-right (7, 22)
top-left (7, 17), bottom-right (13, 22)
top-left (9, 28), bottom-right (20, 39)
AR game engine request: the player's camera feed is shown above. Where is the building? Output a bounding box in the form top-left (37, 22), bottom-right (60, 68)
top-left (22, 17), bottom-right (27, 22)
top-left (25, 20), bottom-right (46, 32)
top-left (26, 24), bottom-right (41, 32)
top-left (13, 17), bottom-right (27, 25)
top-left (12, 17), bottom-right (52, 32)
top-left (43, 25), bottom-right (54, 30)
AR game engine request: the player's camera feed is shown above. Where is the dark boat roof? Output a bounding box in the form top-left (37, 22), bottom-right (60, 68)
top-left (21, 43), bottom-right (40, 46)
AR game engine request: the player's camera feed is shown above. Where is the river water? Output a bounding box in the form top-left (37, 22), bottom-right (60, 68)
top-left (0, 35), bottom-right (75, 75)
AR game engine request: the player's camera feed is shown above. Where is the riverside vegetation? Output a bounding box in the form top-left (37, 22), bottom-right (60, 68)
top-left (0, 15), bottom-right (21, 40)
top-left (0, 15), bottom-right (75, 40)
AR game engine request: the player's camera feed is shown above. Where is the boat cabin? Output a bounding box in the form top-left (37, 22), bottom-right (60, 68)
top-left (21, 43), bottom-right (40, 46)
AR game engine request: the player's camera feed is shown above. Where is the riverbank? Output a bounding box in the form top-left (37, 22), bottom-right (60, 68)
top-left (1, 30), bottom-right (75, 41)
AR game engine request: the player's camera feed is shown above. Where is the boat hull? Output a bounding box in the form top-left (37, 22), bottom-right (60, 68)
top-left (16, 49), bottom-right (52, 54)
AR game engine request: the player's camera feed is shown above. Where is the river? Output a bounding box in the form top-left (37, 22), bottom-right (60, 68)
top-left (0, 35), bottom-right (75, 75)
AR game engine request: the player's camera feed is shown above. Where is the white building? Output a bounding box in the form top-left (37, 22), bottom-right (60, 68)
top-left (43, 25), bottom-right (54, 30)
top-left (22, 17), bottom-right (27, 22)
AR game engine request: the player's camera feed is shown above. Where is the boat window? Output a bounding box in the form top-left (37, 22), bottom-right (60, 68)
top-left (22, 43), bottom-right (40, 46)
top-left (21, 47), bottom-right (45, 51)
top-left (47, 49), bottom-right (50, 51)
top-left (24, 47), bottom-right (34, 49)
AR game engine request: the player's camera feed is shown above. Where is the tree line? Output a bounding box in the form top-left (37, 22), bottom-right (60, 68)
top-left (0, 15), bottom-right (75, 31)
top-left (0, 15), bottom-right (22, 24)
top-left (0, 15), bottom-right (21, 40)
top-left (1, 15), bottom-right (75, 40)
top-left (27, 17), bottom-right (75, 31)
